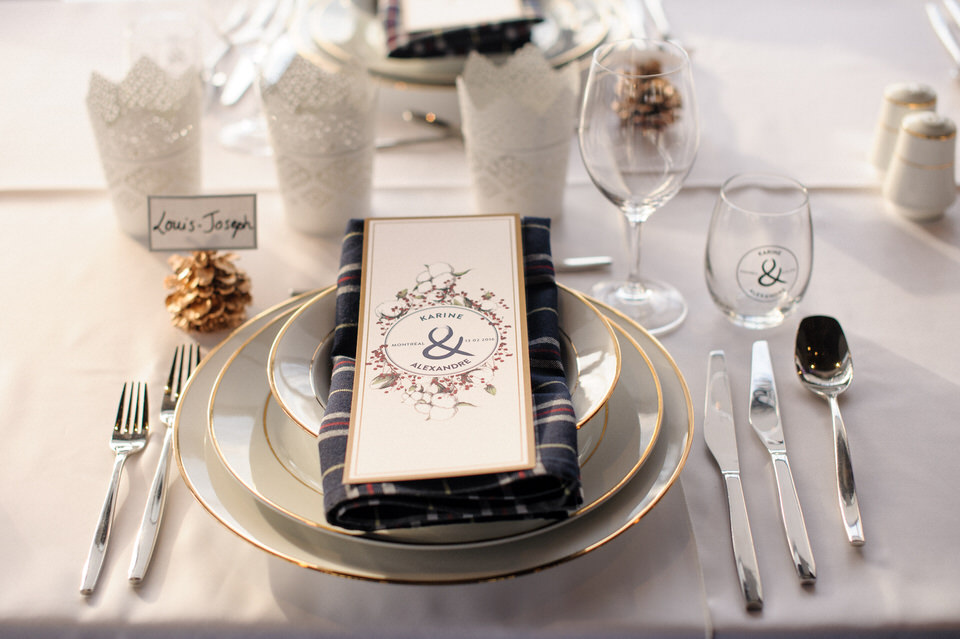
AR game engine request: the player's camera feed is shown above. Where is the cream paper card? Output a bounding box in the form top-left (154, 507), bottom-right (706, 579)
top-left (344, 215), bottom-right (535, 483)
top-left (400, 0), bottom-right (526, 33)
top-left (148, 194), bottom-right (257, 251)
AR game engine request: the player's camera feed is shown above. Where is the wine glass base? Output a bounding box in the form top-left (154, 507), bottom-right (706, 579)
top-left (592, 278), bottom-right (688, 336)
top-left (718, 307), bottom-right (791, 330)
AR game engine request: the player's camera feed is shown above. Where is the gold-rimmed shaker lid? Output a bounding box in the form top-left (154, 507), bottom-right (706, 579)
top-left (898, 112), bottom-right (956, 166)
top-left (883, 82), bottom-right (937, 112)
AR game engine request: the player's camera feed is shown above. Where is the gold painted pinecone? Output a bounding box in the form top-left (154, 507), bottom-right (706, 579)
top-left (612, 60), bottom-right (683, 131)
top-left (164, 251), bottom-right (252, 333)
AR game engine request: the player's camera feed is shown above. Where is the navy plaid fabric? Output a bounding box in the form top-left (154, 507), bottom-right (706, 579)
top-left (317, 217), bottom-right (582, 531)
top-left (381, 0), bottom-right (543, 59)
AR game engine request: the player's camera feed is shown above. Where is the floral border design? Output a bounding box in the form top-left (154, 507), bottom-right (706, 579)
top-left (367, 263), bottom-right (513, 420)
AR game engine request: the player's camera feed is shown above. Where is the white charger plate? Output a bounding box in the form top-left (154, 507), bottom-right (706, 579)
top-left (301, 0), bottom-right (612, 86)
top-left (267, 286), bottom-right (621, 439)
top-left (174, 287), bottom-right (693, 582)
top-left (210, 292), bottom-right (659, 544)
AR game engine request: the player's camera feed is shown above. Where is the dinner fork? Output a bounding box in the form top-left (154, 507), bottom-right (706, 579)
top-left (128, 344), bottom-right (200, 585)
top-left (80, 382), bottom-right (149, 596)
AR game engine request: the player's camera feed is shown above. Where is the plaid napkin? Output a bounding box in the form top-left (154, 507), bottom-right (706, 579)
top-left (381, 0), bottom-right (544, 59)
top-left (318, 217), bottom-right (582, 531)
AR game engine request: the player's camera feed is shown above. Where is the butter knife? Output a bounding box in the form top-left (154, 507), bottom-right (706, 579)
top-left (748, 340), bottom-right (816, 583)
top-left (704, 351), bottom-right (763, 610)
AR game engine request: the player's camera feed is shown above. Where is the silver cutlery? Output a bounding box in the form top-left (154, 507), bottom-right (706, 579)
top-left (219, 0), bottom-right (295, 107)
top-left (80, 382), bottom-right (149, 596)
top-left (926, 2), bottom-right (960, 70)
top-left (945, 0), bottom-right (960, 24)
top-left (795, 316), bottom-right (865, 546)
top-left (624, 0), bottom-right (650, 38)
top-left (129, 345), bottom-right (200, 584)
top-left (644, 0), bottom-right (691, 52)
top-left (748, 340), bottom-right (816, 584)
top-left (644, 0), bottom-right (675, 41)
top-left (206, 1), bottom-right (252, 63)
top-left (205, 0), bottom-right (280, 88)
top-left (555, 255), bottom-right (613, 272)
top-left (704, 351), bottom-right (763, 610)
top-left (375, 110), bottom-right (462, 150)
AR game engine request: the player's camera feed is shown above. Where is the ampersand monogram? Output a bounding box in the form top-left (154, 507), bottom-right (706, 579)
top-left (383, 306), bottom-right (499, 376)
top-left (423, 326), bottom-right (476, 360)
top-left (736, 245), bottom-right (800, 301)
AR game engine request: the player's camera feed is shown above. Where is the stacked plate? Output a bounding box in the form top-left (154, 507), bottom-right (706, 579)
top-left (174, 284), bottom-right (693, 583)
top-left (295, 0), bottom-right (625, 86)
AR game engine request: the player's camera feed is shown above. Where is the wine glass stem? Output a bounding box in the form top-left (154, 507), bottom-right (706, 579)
top-left (621, 212), bottom-right (648, 302)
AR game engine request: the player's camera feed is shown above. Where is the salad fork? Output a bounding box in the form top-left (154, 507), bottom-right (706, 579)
top-left (129, 344), bottom-right (200, 584)
top-left (80, 382), bottom-right (149, 596)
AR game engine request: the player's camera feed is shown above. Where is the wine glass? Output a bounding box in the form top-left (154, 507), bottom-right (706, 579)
top-left (578, 39), bottom-right (699, 335)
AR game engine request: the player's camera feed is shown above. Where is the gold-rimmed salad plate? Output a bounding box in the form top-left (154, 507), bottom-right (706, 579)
top-left (267, 286), bottom-right (621, 438)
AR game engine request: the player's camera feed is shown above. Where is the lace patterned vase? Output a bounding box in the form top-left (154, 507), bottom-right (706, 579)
top-left (457, 44), bottom-right (579, 219)
top-left (87, 58), bottom-right (203, 239)
top-left (260, 55), bottom-right (377, 236)
top-left (465, 140), bottom-right (571, 219)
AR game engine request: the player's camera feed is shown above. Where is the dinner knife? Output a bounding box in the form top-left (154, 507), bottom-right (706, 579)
top-left (704, 351), bottom-right (763, 610)
top-left (927, 3), bottom-right (960, 69)
top-left (748, 340), bottom-right (816, 584)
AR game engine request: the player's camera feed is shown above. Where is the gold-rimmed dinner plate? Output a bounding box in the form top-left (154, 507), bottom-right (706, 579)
top-left (267, 286), bottom-right (621, 439)
top-left (210, 292), bottom-right (660, 545)
top-left (174, 288), bottom-right (693, 583)
top-left (299, 0), bottom-right (612, 87)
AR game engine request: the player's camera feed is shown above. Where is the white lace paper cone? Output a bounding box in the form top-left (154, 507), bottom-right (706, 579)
top-left (260, 55), bottom-right (377, 235)
top-left (274, 149), bottom-right (374, 235)
top-left (86, 57), bottom-right (203, 239)
top-left (457, 44), bottom-right (579, 218)
top-left (466, 140), bottom-right (571, 218)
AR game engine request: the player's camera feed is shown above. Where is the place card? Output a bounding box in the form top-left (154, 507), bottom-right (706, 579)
top-left (148, 194), bottom-right (257, 251)
top-left (400, 0), bottom-right (527, 32)
top-left (344, 215), bottom-right (535, 484)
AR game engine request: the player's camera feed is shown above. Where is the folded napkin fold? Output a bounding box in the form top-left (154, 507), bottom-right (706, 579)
top-left (381, 0), bottom-right (543, 59)
top-left (318, 217), bottom-right (582, 531)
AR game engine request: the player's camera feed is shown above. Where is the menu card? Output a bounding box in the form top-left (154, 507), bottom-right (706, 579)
top-left (400, 0), bottom-right (528, 32)
top-left (344, 215), bottom-right (535, 484)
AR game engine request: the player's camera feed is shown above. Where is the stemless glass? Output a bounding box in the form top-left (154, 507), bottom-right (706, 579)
top-left (704, 173), bottom-right (814, 329)
top-left (578, 39), bottom-right (699, 335)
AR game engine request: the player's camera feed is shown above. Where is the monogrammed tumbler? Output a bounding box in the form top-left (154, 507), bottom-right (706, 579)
top-left (705, 173), bottom-right (814, 329)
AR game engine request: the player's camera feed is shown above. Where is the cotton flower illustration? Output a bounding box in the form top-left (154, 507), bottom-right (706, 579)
top-left (402, 383), bottom-right (468, 421)
top-left (412, 263), bottom-right (469, 303)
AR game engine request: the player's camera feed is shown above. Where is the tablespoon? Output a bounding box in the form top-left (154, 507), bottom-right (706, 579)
top-left (794, 315), bottom-right (865, 546)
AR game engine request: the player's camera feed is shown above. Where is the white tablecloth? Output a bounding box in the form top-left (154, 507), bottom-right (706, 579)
top-left (2, 1), bottom-right (960, 637)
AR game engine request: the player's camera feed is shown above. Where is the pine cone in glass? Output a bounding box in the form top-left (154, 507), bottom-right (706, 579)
top-left (164, 250), bottom-right (252, 333)
top-left (612, 60), bottom-right (683, 132)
